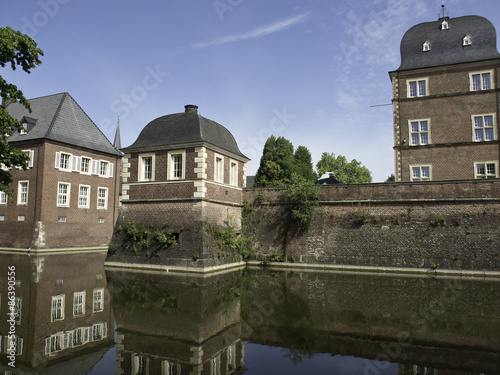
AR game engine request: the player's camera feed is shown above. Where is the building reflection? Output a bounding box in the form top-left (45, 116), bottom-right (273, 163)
top-left (0, 251), bottom-right (114, 373)
top-left (107, 269), bottom-right (246, 375)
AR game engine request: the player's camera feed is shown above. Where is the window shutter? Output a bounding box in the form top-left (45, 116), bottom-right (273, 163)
top-left (55, 152), bottom-right (61, 169)
top-left (71, 156), bottom-right (80, 172)
top-left (103, 322), bottom-right (108, 338)
top-left (45, 337), bottom-right (51, 355)
top-left (109, 163), bottom-right (114, 178)
top-left (91, 160), bottom-right (99, 175)
top-left (17, 337), bottom-right (23, 355)
top-left (28, 150), bottom-right (34, 168)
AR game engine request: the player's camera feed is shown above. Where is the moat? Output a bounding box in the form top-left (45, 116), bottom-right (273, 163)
top-left (1, 252), bottom-right (499, 374)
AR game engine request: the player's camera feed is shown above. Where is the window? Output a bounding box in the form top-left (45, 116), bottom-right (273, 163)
top-left (472, 115), bottom-right (496, 141)
top-left (92, 322), bottom-right (107, 340)
top-left (441, 20), bottom-right (449, 30)
top-left (423, 41), bottom-right (431, 52)
top-left (168, 151), bottom-right (186, 180)
top-left (17, 181), bottom-right (28, 205)
top-left (99, 161), bottom-right (108, 177)
top-left (97, 188), bottom-right (108, 210)
top-left (51, 295), bottom-right (65, 321)
top-left (470, 71), bottom-right (492, 91)
top-left (81, 157), bottom-right (91, 174)
top-left (5, 335), bottom-right (23, 355)
top-left (73, 292), bottom-right (85, 316)
top-left (57, 183), bottom-right (71, 207)
top-left (93, 289), bottom-right (104, 312)
top-left (139, 154), bottom-right (155, 181)
top-left (407, 79), bottom-right (428, 97)
top-left (215, 155), bottom-right (223, 182)
top-left (20, 123), bottom-right (28, 135)
top-left (73, 327), bottom-right (84, 346)
top-left (162, 360), bottom-right (182, 375)
top-left (463, 35), bottom-right (472, 46)
top-left (230, 161), bottom-right (238, 186)
top-left (475, 162), bottom-right (498, 179)
top-left (55, 152), bottom-right (72, 171)
top-left (0, 191), bottom-right (6, 205)
top-left (409, 120), bottom-right (430, 145)
top-left (410, 165), bottom-right (431, 181)
top-left (20, 150), bottom-right (34, 169)
top-left (78, 185), bottom-right (90, 208)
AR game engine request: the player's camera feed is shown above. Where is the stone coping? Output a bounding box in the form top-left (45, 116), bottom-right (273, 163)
top-left (0, 247), bottom-right (108, 255)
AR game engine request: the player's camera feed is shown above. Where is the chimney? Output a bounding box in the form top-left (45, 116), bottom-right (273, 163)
top-left (185, 104), bottom-right (198, 114)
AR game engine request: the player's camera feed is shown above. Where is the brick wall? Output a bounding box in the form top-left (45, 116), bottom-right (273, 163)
top-left (243, 180), bottom-right (500, 271)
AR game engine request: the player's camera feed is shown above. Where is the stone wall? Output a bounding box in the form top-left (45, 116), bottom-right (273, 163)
top-left (243, 180), bottom-right (500, 271)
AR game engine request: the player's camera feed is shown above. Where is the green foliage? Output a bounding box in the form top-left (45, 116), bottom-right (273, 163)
top-left (316, 152), bottom-right (372, 184)
top-left (262, 247), bottom-right (284, 264)
top-left (385, 174), bottom-right (396, 182)
top-left (0, 27), bottom-right (44, 195)
top-left (285, 174), bottom-right (320, 231)
top-left (254, 135), bottom-right (295, 187)
top-left (212, 224), bottom-right (254, 260)
top-left (353, 205), bottom-right (370, 225)
top-left (431, 215), bottom-right (446, 227)
top-left (119, 222), bottom-right (177, 255)
top-left (293, 145), bottom-right (317, 182)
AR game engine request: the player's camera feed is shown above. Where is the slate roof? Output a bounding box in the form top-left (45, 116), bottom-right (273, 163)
top-left (396, 15), bottom-right (500, 71)
top-left (122, 105), bottom-right (249, 161)
top-left (6, 92), bottom-right (121, 156)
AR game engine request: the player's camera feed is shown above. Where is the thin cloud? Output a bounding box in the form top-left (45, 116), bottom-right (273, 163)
top-left (192, 13), bottom-right (309, 48)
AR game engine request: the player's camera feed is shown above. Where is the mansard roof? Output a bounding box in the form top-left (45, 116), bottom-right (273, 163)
top-left (396, 15), bottom-right (500, 71)
top-left (6, 92), bottom-right (121, 156)
top-left (122, 105), bottom-right (249, 161)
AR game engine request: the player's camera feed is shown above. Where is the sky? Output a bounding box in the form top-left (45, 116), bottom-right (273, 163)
top-left (2, 0), bottom-right (500, 182)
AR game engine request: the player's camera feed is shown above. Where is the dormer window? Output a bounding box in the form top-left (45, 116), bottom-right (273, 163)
top-left (20, 123), bottom-right (28, 135)
top-left (441, 20), bottom-right (449, 30)
top-left (463, 35), bottom-right (472, 46)
top-left (423, 41), bottom-right (431, 52)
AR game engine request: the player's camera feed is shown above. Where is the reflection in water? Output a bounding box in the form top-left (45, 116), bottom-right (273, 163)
top-left (106, 268), bottom-right (500, 375)
top-left (0, 252), bottom-right (114, 373)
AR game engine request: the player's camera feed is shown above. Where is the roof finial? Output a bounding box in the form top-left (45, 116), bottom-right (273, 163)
top-left (439, 0), bottom-right (449, 20)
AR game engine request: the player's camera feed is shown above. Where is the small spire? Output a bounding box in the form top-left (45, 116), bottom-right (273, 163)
top-left (439, 0), bottom-right (449, 20)
top-left (113, 118), bottom-right (122, 150)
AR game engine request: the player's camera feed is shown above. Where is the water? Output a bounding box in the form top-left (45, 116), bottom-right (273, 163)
top-left (1, 252), bottom-right (499, 374)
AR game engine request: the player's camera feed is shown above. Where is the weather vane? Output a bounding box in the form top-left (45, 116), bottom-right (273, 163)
top-left (440, 0), bottom-right (448, 19)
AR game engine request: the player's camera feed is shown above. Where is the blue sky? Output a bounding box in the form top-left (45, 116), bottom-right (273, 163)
top-left (2, 0), bottom-right (500, 181)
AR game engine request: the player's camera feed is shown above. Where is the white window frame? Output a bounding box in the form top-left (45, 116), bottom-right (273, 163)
top-left (57, 182), bottom-right (71, 207)
top-left (474, 161), bottom-right (498, 179)
top-left (422, 41), bottom-right (431, 52)
top-left (80, 156), bottom-right (91, 174)
top-left (407, 78), bottom-right (428, 98)
top-left (409, 119), bottom-right (431, 146)
top-left (93, 288), bottom-right (104, 312)
top-left (51, 295), bottom-right (65, 321)
top-left (73, 291), bottom-right (86, 316)
top-left (0, 191), bottom-right (6, 205)
top-left (19, 149), bottom-right (34, 169)
top-left (441, 20), bottom-right (449, 30)
top-left (99, 160), bottom-right (112, 177)
top-left (139, 153), bottom-right (155, 182)
top-left (470, 70), bottom-right (493, 91)
top-left (45, 333), bottom-right (63, 355)
top-left (78, 185), bottom-right (91, 208)
top-left (472, 114), bottom-right (496, 142)
top-left (97, 188), bottom-right (108, 210)
top-left (410, 165), bottom-right (432, 182)
top-left (17, 181), bottom-right (29, 206)
top-left (463, 35), bottom-right (472, 46)
top-left (55, 152), bottom-right (72, 172)
top-left (168, 150), bottom-right (186, 180)
top-left (230, 160), bottom-right (238, 186)
top-left (214, 154), bottom-right (224, 183)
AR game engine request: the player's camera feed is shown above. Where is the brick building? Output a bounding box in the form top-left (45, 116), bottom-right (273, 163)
top-left (0, 93), bottom-right (122, 250)
top-left (390, 14), bottom-right (500, 182)
top-left (111, 104), bottom-right (249, 266)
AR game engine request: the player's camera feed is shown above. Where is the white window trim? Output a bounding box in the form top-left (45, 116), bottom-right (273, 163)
top-left (78, 185), bottom-right (91, 209)
top-left (17, 180), bottom-right (29, 206)
top-left (463, 35), bottom-right (472, 46)
top-left (93, 288), bottom-right (104, 312)
top-left (97, 187), bottom-right (108, 210)
top-left (471, 113), bottom-right (497, 142)
top-left (168, 150), bottom-right (186, 180)
top-left (441, 20), bottom-right (449, 30)
top-left (80, 156), bottom-right (92, 175)
top-left (139, 153), bottom-right (155, 182)
top-left (73, 291), bottom-right (86, 316)
top-left (423, 41), bottom-right (431, 52)
top-left (55, 152), bottom-right (72, 172)
top-left (57, 182), bottom-right (71, 207)
top-left (474, 161), bottom-right (499, 179)
top-left (469, 70), bottom-right (494, 91)
top-left (0, 191), bottom-right (7, 205)
top-left (407, 78), bottom-right (429, 98)
top-left (99, 160), bottom-right (113, 178)
top-left (214, 153), bottom-right (224, 183)
top-left (408, 119), bottom-right (431, 146)
top-left (230, 160), bottom-right (238, 186)
top-left (410, 165), bottom-right (432, 182)
top-left (19, 149), bottom-right (34, 169)
top-left (51, 295), bottom-right (65, 322)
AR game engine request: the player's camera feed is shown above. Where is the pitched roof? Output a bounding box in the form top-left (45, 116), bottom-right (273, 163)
top-left (122, 105), bottom-right (249, 161)
top-left (6, 92), bottom-right (121, 156)
top-left (396, 15), bottom-right (500, 71)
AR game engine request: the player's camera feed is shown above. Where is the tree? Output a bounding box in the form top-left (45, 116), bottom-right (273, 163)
top-left (254, 135), bottom-right (295, 187)
top-left (316, 152), bottom-right (372, 183)
top-left (293, 145), bottom-right (317, 182)
top-left (0, 26), bottom-right (43, 195)
top-left (385, 174), bottom-right (396, 182)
